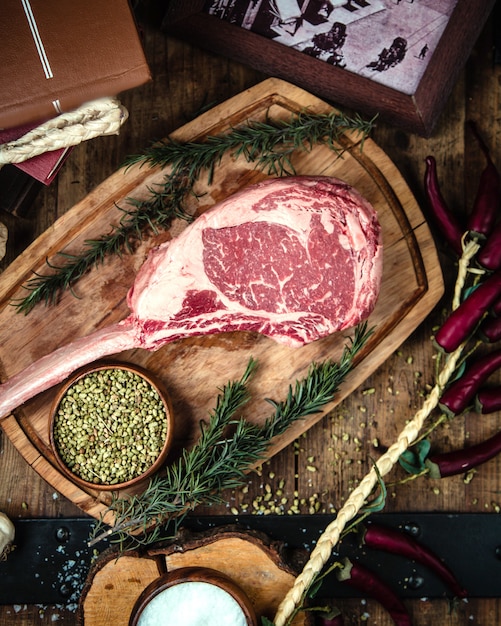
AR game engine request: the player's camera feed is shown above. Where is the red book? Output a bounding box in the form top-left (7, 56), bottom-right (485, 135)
top-left (0, 123), bottom-right (72, 185)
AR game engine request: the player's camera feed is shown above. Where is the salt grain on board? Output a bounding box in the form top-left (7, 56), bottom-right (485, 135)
top-left (136, 581), bottom-right (248, 626)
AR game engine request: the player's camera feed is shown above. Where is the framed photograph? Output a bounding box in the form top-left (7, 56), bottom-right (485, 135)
top-left (162, 0), bottom-right (495, 136)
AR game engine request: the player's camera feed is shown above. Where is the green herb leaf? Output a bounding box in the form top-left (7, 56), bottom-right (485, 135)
top-left (399, 439), bottom-right (431, 474)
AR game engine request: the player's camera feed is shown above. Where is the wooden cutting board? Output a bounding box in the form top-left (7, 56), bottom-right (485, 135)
top-left (79, 527), bottom-right (310, 626)
top-left (0, 78), bottom-right (443, 520)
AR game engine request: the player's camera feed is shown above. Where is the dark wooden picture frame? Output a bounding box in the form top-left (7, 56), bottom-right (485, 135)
top-left (162, 0), bottom-right (495, 136)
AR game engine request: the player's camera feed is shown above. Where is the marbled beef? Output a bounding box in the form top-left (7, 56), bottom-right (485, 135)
top-left (0, 176), bottom-right (382, 418)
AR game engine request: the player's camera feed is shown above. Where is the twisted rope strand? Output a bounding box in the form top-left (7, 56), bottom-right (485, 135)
top-left (0, 97), bottom-right (128, 165)
top-left (273, 346), bottom-right (463, 625)
top-left (0, 98), bottom-right (128, 258)
top-left (453, 237), bottom-right (481, 309)
top-left (274, 240), bottom-right (474, 625)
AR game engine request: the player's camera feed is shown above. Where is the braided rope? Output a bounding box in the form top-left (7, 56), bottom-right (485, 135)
top-left (273, 348), bottom-right (463, 625)
top-left (453, 237), bottom-right (481, 309)
top-left (274, 236), bottom-right (479, 626)
top-left (0, 97), bottom-right (128, 259)
top-left (0, 97), bottom-right (128, 165)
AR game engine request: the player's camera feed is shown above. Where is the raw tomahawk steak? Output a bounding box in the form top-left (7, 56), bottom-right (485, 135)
top-left (0, 175), bottom-right (383, 418)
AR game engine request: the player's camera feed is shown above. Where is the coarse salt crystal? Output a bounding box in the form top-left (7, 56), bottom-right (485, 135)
top-left (136, 581), bottom-right (248, 626)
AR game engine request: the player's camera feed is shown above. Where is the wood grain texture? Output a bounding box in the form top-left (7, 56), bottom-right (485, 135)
top-left (1, 8), bottom-right (500, 626)
top-left (0, 79), bottom-right (443, 522)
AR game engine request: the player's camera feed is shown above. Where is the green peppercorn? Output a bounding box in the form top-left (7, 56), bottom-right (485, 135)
top-left (53, 367), bottom-right (169, 486)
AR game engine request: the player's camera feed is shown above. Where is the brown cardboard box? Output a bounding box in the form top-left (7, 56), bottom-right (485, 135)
top-left (0, 0), bottom-right (151, 129)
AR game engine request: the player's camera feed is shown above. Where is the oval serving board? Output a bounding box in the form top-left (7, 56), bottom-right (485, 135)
top-left (0, 78), bottom-right (443, 520)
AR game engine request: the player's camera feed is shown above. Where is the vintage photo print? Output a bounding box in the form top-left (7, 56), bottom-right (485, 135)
top-left (203, 0), bottom-right (459, 95)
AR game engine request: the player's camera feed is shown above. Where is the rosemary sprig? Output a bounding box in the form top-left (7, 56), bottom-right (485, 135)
top-left (15, 172), bottom-right (193, 314)
top-left (16, 109), bottom-right (374, 314)
top-left (125, 109), bottom-right (375, 180)
top-left (89, 323), bottom-right (372, 550)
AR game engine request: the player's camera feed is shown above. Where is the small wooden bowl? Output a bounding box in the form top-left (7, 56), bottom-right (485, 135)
top-left (49, 361), bottom-right (174, 491)
top-left (129, 567), bottom-right (258, 626)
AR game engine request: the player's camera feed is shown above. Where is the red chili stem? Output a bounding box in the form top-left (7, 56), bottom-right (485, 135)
top-left (477, 218), bottom-right (501, 271)
top-left (466, 121), bottom-right (501, 238)
top-left (479, 314), bottom-right (501, 343)
top-left (362, 524), bottom-right (467, 598)
top-left (424, 156), bottom-right (464, 256)
top-left (426, 429), bottom-right (501, 478)
top-left (336, 558), bottom-right (412, 626)
top-left (475, 386), bottom-right (501, 414)
top-left (434, 270), bottom-right (501, 353)
top-left (439, 348), bottom-right (501, 416)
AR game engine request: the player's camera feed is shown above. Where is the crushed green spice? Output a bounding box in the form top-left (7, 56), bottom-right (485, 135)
top-left (53, 368), bottom-right (168, 485)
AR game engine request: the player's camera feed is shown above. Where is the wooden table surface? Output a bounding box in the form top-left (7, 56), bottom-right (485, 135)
top-left (1, 5), bottom-right (500, 625)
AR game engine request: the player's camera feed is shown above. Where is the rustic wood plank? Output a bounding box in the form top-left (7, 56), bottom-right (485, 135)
top-left (1, 8), bottom-right (500, 626)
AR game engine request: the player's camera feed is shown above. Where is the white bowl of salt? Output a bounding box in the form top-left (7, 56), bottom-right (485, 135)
top-left (129, 566), bottom-right (258, 626)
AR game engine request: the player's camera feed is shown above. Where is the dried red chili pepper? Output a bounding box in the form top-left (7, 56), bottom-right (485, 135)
top-left (479, 313), bottom-right (501, 343)
top-left (336, 558), bottom-right (412, 626)
top-left (477, 218), bottom-right (501, 271)
top-left (466, 121), bottom-right (501, 239)
top-left (424, 156), bottom-right (464, 256)
top-left (434, 270), bottom-right (501, 352)
top-left (493, 297), bottom-right (501, 318)
top-left (439, 348), bottom-right (501, 416)
top-left (361, 523), bottom-right (467, 598)
top-left (426, 429), bottom-right (501, 478)
top-left (474, 386), bottom-right (501, 414)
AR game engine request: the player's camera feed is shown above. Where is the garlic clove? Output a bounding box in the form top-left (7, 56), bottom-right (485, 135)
top-left (0, 511), bottom-right (15, 560)
top-left (0, 222), bottom-right (7, 261)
